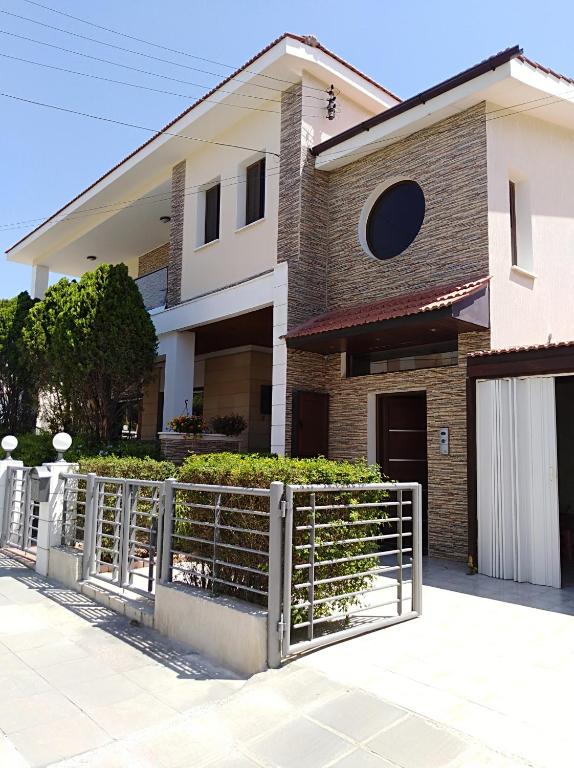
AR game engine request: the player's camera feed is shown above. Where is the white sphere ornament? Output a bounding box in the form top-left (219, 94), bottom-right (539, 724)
top-left (1, 435), bottom-right (18, 458)
top-left (53, 432), bottom-right (72, 460)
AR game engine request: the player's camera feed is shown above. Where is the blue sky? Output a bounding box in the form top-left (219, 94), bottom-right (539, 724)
top-left (1, 0), bottom-right (572, 298)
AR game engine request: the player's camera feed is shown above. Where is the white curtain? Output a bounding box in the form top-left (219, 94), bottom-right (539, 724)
top-left (477, 377), bottom-right (561, 588)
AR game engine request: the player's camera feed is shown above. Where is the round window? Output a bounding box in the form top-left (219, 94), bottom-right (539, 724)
top-left (366, 180), bottom-right (425, 260)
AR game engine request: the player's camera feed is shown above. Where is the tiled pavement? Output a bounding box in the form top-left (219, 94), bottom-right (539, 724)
top-left (0, 551), bottom-right (558, 767)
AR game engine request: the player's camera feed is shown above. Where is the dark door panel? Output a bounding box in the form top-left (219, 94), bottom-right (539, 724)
top-left (378, 393), bottom-right (428, 553)
top-left (292, 391), bottom-right (329, 458)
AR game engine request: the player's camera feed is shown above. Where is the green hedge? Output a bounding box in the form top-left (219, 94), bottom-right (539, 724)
top-left (7, 432), bottom-right (161, 467)
top-left (77, 455), bottom-right (176, 480)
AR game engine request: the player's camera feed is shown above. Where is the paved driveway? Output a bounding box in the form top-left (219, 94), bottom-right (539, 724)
top-left (0, 551), bottom-right (567, 767)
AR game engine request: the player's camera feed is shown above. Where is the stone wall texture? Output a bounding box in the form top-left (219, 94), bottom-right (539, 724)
top-left (138, 242), bottom-right (169, 277)
top-left (286, 332), bottom-right (489, 561)
top-left (167, 161), bottom-right (186, 307)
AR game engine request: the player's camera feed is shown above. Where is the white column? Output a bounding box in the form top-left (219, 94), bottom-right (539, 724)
top-left (31, 265), bottom-right (49, 299)
top-left (35, 461), bottom-right (77, 577)
top-left (160, 331), bottom-right (196, 429)
top-left (271, 263), bottom-right (288, 456)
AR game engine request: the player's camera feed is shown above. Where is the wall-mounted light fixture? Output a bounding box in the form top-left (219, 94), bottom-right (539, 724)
top-left (160, 216), bottom-right (171, 224)
top-left (86, 255), bottom-right (97, 261)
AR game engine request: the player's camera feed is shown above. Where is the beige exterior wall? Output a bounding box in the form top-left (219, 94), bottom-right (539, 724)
top-left (140, 363), bottom-right (164, 440)
top-left (202, 350), bottom-right (272, 452)
top-left (138, 242), bottom-right (169, 277)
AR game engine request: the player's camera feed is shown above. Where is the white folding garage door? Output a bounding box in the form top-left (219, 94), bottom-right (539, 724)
top-left (476, 377), bottom-right (561, 588)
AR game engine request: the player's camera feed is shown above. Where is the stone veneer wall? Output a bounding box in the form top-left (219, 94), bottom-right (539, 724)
top-left (278, 83), bottom-right (329, 328)
top-left (285, 332), bottom-right (489, 561)
top-left (138, 243), bottom-right (169, 277)
top-left (167, 161), bottom-right (186, 307)
top-left (325, 104), bottom-right (489, 308)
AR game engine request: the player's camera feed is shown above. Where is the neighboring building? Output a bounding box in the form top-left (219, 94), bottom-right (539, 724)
top-left (7, 38), bottom-right (574, 571)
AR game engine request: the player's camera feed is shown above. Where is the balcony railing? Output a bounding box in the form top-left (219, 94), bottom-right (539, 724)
top-left (134, 266), bottom-right (168, 311)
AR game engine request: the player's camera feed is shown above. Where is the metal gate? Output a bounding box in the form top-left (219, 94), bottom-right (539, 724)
top-left (62, 473), bottom-right (164, 596)
top-left (2, 466), bottom-right (38, 557)
top-left (280, 482), bottom-right (422, 658)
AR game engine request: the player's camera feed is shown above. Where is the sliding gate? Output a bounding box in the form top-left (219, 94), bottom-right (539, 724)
top-left (280, 482), bottom-right (422, 658)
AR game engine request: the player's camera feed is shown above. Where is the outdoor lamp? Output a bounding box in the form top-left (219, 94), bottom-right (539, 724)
top-left (1, 435), bottom-right (18, 459)
top-left (53, 432), bottom-right (72, 461)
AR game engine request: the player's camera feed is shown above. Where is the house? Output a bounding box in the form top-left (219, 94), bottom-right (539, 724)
top-left (7, 37), bottom-right (574, 579)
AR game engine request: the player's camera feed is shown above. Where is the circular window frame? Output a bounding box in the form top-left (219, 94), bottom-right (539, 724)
top-left (358, 177), bottom-right (425, 261)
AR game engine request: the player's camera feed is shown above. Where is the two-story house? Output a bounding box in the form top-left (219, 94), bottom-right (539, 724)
top-left (7, 38), bottom-right (574, 582)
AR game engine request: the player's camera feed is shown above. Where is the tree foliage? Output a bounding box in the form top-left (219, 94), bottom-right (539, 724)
top-left (0, 291), bottom-right (38, 432)
top-left (24, 263), bottom-right (157, 442)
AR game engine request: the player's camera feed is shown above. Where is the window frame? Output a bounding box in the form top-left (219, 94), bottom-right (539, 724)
top-left (509, 180), bottom-right (518, 267)
top-left (245, 157), bottom-right (266, 226)
top-left (204, 182), bottom-right (221, 245)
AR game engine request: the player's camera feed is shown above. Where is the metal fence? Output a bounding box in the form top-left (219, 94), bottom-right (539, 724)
top-left (3, 466), bottom-right (38, 556)
top-left (59, 471), bottom-right (421, 662)
top-left (280, 482), bottom-right (422, 657)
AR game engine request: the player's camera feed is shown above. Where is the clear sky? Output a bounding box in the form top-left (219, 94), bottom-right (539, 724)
top-left (1, 0), bottom-right (572, 298)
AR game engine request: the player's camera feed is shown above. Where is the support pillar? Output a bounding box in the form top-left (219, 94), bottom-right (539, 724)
top-left (31, 265), bottom-right (49, 299)
top-left (35, 460), bottom-right (76, 576)
top-left (271, 263), bottom-right (288, 455)
top-left (160, 331), bottom-right (196, 429)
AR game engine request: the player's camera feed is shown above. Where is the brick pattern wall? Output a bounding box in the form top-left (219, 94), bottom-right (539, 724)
top-left (326, 104), bottom-right (489, 309)
top-left (167, 161), bottom-right (186, 307)
top-left (285, 332), bottom-right (489, 560)
top-left (138, 243), bottom-right (169, 277)
top-left (278, 84), bottom-right (329, 329)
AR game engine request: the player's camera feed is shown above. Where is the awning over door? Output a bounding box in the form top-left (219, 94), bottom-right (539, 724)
top-left (284, 277), bottom-right (490, 355)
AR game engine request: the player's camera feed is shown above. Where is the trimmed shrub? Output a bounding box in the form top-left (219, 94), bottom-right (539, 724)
top-left (176, 454), bottom-right (388, 625)
top-left (12, 432), bottom-right (55, 466)
top-left (77, 455), bottom-right (176, 480)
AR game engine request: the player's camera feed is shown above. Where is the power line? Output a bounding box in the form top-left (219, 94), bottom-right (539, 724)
top-left (0, 51), bottom-right (329, 118)
top-left (0, 29), bottom-right (325, 108)
top-left (20, 0), bottom-right (327, 93)
top-left (0, 91), bottom-right (281, 156)
top-left (0, 8), bottom-right (327, 100)
top-left (0, 170), bottom-right (282, 234)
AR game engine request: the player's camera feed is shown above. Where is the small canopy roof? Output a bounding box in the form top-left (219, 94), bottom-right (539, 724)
top-left (285, 277), bottom-right (490, 355)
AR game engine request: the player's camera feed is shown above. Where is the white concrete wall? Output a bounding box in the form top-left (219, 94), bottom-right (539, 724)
top-left (180, 110), bottom-right (281, 302)
top-left (487, 109), bottom-right (574, 348)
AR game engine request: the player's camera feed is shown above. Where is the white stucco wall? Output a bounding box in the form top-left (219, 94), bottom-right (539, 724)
top-left (180, 110), bottom-right (281, 302)
top-left (487, 109), bottom-right (574, 348)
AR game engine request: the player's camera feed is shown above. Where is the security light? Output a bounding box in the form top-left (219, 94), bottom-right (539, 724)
top-left (1, 435), bottom-right (18, 458)
top-left (52, 432), bottom-right (72, 460)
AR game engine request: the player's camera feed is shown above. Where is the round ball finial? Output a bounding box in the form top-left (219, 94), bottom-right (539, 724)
top-left (1, 435), bottom-right (18, 458)
top-left (53, 432), bottom-right (72, 460)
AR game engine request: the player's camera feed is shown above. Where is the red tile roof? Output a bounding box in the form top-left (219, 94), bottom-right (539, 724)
top-left (517, 55), bottom-right (574, 87)
top-left (468, 340), bottom-right (574, 358)
top-left (285, 277), bottom-right (490, 339)
top-left (7, 33), bottom-right (398, 254)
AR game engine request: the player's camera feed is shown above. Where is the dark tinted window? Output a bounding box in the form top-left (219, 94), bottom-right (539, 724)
top-left (509, 180), bottom-right (518, 266)
top-left (204, 183), bottom-right (220, 244)
top-left (366, 180), bottom-right (425, 260)
top-left (246, 158), bottom-right (265, 225)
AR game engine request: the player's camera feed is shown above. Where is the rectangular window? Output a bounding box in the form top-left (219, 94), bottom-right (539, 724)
top-left (245, 158), bottom-right (265, 225)
top-left (204, 183), bottom-right (220, 244)
top-left (509, 180), bottom-right (518, 266)
top-left (347, 341), bottom-right (458, 378)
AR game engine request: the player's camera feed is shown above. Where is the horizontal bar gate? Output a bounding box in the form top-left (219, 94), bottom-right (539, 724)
top-left (56, 472), bottom-right (422, 660)
top-left (2, 466), bottom-right (38, 557)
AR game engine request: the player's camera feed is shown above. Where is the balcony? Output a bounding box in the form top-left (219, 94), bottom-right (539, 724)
top-left (135, 267), bottom-right (168, 312)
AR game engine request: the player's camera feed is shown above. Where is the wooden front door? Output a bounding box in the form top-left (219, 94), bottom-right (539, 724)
top-left (377, 392), bottom-right (428, 553)
top-left (292, 391), bottom-right (329, 458)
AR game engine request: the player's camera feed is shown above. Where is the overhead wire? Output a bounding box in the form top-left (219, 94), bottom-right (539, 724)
top-left (0, 8), bottom-right (328, 100)
top-left (19, 0), bottom-right (328, 93)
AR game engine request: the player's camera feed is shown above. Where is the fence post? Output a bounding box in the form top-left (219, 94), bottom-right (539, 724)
top-left (160, 478), bottom-right (176, 584)
top-left (0, 437), bottom-right (23, 545)
top-left (82, 473), bottom-right (97, 580)
top-left (36, 459), bottom-right (77, 577)
top-left (267, 481), bottom-right (284, 669)
top-left (412, 482), bottom-right (423, 616)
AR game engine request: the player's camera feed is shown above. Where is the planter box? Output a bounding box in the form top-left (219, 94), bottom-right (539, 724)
top-left (159, 432), bottom-right (241, 464)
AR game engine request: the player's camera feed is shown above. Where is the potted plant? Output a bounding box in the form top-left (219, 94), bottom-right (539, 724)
top-left (167, 414), bottom-right (205, 435)
top-left (210, 414), bottom-right (247, 437)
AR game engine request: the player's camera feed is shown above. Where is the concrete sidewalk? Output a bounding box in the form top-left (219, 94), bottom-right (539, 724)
top-left (0, 552), bottom-right (530, 767)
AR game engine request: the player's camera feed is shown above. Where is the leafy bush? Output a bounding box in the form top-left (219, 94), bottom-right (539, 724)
top-left (176, 454), bottom-right (387, 626)
top-left (210, 414), bottom-right (247, 437)
top-left (6, 433), bottom-right (162, 467)
top-left (77, 455), bottom-right (176, 480)
top-left (12, 432), bottom-right (55, 466)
